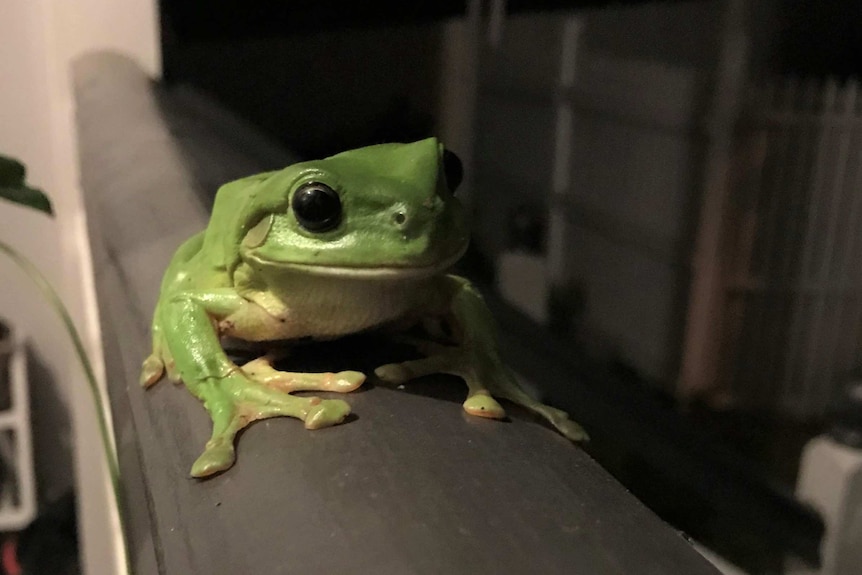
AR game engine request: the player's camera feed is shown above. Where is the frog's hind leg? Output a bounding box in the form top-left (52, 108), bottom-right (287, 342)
top-left (240, 353), bottom-right (366, 394)
top-left (374, 350), bottom-right (507, 420)
top-left (484, 368), bottom-right (588, 442)
top-left (188, 374), bottom-right (351, 478)
top-left (375, 335), bottom-right (586, 439)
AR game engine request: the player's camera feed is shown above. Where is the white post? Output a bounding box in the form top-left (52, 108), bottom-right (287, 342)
top-left (677, 0), bottom-right (749, 401)
top-left (437, 0), bottom-right (482, 213)
top-left (546, 17), bottom-right (584, 298)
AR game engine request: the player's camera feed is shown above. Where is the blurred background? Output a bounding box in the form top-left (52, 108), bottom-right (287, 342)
top-left (2, 0), bottom-right (862, 574)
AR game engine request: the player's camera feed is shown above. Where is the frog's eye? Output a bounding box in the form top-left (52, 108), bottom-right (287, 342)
top-left (442, 149), bottom-right (463, 194)
top-left (291, 182), bottom-right (342, 232)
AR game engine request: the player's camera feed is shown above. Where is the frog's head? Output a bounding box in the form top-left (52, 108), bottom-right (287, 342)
top-left (230, 137), bottom-right (469, 278)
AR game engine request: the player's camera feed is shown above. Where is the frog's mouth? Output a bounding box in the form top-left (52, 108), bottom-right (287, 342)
top-left (244, 242), bottom-right (468, 280)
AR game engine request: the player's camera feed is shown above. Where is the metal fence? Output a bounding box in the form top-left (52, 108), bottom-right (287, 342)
top-left (722, 76), bottom-right (862, 417)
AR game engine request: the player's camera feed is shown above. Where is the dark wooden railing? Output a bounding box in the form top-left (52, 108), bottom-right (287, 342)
top-left (74, 52), bottom-right (719, 575)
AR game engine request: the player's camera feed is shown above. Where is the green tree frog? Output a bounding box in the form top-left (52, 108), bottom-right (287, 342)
top-left (141, 138), bottom-right (586, 478)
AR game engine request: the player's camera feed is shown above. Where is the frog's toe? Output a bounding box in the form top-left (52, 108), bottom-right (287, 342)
top-left (327, 371), bottom-right (366, 393)
top-left (554, 417), bottom-right (589, 442)
top-left (374, 363), bottom-right (412, 384)
top-left (304, 398), bottom-right (351, 430)
top-left (242, 357), bottom-right (366, 394)
top-left (190, 441), bottom-right (236, 478)
top-left (463, 393), bottom-right (506, 419)
top-left (140, 355), bottom-right (164, 388)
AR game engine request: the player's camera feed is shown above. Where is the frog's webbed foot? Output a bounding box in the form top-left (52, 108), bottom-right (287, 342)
top-left (190, 373), bottom-right (351, 478)
top-left (375, 347), bottom-right (587, 442)
top-left (240, 354), bottom-right (366, 394)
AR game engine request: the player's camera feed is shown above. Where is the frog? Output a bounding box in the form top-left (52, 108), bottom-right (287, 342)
top-left (140, 137), bottom-right (586, 478)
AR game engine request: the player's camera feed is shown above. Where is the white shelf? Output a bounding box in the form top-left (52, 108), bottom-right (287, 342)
top-left (0, 336), bottom-right (36, 531)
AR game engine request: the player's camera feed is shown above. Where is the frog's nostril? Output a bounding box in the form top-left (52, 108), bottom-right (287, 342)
top-left (392, 211), bottom-right (407, 226)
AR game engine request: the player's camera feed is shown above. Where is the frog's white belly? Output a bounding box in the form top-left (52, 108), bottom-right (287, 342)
top-left (229, 267), bottom-right (438, 342)
top-left (276, 276), bottom-right (428, 338)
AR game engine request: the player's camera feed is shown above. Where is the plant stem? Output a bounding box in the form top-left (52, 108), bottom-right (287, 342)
top-left (0, 238), bottom-right (131, 574)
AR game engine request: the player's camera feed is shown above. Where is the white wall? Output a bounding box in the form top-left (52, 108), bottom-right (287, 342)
top-left (0, 1), bottom-right (159, 573)
top-left (57, 0), bottom-right (161, 79)
top-left (0, 0), bottom-right (72, 507)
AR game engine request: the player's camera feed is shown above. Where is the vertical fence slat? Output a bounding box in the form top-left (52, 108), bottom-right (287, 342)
top-left (781, 77), bottom-right (839, 414)
top-left (804, 80), bottom-right (859, 409)
top-left (772, 79), bottom-right (819, 412)
top-left (722, 75), bottom-right (862, 417)
top-left (778, 80), bottom-right (820, 281)
top-left (836, 81), bottom-right (862, 381)
top-left (748, 78), bottom-right (798, 405)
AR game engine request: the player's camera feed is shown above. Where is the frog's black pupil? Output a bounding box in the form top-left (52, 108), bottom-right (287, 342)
top-left (443, 149), bottom-right (463, 194)
top-left (292, 183), bottom-right (341, 232)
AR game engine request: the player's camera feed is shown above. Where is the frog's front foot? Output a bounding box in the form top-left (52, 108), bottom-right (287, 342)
top-left (139, 354), bottom-right (164, 388)
top-left (191, 438), bottom-right (237, 478)
top-left (189, 374), bottom-right (352, 478)
top-left (139, 343), bottom-right (180, 387)
top-left (304, 397), bottom-right (352, 430)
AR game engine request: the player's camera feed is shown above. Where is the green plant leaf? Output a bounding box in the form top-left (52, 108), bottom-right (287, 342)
top-left (0, 155), bottom-right (54, 216)
top-left (0, 237), bottom-right (131, 573)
